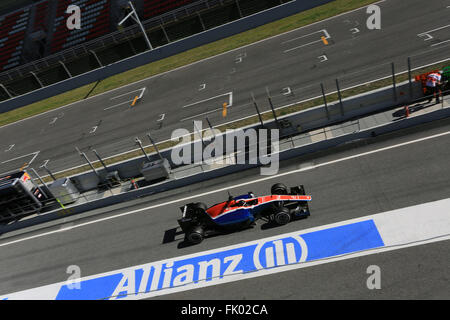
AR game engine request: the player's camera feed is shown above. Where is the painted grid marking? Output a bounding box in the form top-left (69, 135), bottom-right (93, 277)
top-left (180, 92), bottom-right (234, 122)
top-left (104, 87), bottom-right (146, 111)
top-left (283, 29), bottom-right (331, 53)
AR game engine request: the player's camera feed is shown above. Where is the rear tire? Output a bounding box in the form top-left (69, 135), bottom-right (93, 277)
top-left (186, 226), bottom-right (204, 244)
top-left (271, 183), bottom-right (288, 195)
top-left (187, 202), bottom-right (207, 218)
top-left (193, 202), bottom-right (207, 212)
top-left (273, 207), bottom-right (291, 226)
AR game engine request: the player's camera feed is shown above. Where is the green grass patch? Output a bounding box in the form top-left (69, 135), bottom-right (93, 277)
top-left (0, 83), bottom-right (97, 126)
top-left (0, 0), bottom-right (380, 127)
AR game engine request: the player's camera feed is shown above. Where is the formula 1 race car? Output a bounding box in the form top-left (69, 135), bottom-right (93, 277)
top-left (177, 183), bottom-right (311, 244)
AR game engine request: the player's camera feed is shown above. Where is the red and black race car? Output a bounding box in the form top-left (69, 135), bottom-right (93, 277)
top-left (177, 183), bottom-right (312, 244)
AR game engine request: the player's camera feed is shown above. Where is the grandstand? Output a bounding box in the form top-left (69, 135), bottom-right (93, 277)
top-left (0, 7), bottom-right (30, 72)
top-left (50, 0), bottom-right (112, 53)
top-left (0, 0), bottom-right (292, 101)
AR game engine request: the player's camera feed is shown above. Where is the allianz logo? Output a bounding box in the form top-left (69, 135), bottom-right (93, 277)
top-left (110, 235), bottom-right (308, 299)
top-left (253, 235), bottom-right (308, 270)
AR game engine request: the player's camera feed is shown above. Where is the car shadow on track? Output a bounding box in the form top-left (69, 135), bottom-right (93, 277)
top-left (163, 221), bottom-right (296, 249)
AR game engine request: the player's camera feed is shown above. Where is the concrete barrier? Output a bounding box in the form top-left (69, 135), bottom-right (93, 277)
top-left (0, 0), bottom-right (334, 113)
top-left (2, 102), bottom-right (450, 235)
top-left (67, 80), bottom-right (424, 192)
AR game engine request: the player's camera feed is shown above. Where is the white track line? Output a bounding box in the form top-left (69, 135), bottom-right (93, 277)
top-left (1, 129), bottom-right (450, 247)
top-left (0, 1), bottom-right (387, 130)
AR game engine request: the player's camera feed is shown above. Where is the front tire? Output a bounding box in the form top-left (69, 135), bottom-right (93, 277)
top-left (273, 207), bottom-right (291, 226)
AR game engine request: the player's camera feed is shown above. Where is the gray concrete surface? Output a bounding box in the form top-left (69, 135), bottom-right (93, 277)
top-left (1, 0), bottom-right (449, 176)
top-left (1, 117), bottom-right (450, 298)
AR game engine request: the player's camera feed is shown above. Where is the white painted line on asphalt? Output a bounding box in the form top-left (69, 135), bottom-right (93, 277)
top-left (3, 196), bottom-right (449, 300)
top-left (182, 92), bottom-right (233, 109)
top-left (180, 107), bottom-right (224, 122)
top-left (4, 144), bottom-right (15, 152)
top-left (104, 100), bottom-right (133, 111)
top-left (282, 29), bottom-right (330, 44)
top-left (90, 126), bottom-right (98, 134)
top-left (35, 54), bottom-right (450, 179)
top-left (431, 39), bottom-right (450, 47)
top-left (40, 159), bottom-right (49, 168)
top-left (0, 0), bottom-right (389, 131)
top-left (418, 33), bottom-right (433, 41)
top-left (350, 27), bottom-right (360, 34)
top-left (282, 87), bottom-right (292, 96)
top-left (2, 129), bottom-right (450, 247)
top-left (418, 24), bottom-right (450, 43)
top-left (31, 56), bottom-right (450, 182)
top-left (283, 29), bottom-right (330, 53)
top-left (105, 87), bottom-right (146, 110)
top-left (110, 88), bottom-right (146, 100)
top-left (138, 87), bottom-right (146, 99)
top-left (123, 199), bottom-right (449, 300)
top-left (235, 52), bottom-right (247, 64)
top-left (157, 113), bottom-right (165, 122)
top-left (49, 117), bottom-right (58, 125)
top-left (318, 55), bottom-right (328, 63)
top-left (1, 151), bottom-right (40, 166)
top-left (198, 84), bottom-right (206, 91)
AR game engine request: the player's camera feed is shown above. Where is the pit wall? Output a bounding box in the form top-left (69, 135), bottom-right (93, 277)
top-left (69, 80), bottom-right (423, 192)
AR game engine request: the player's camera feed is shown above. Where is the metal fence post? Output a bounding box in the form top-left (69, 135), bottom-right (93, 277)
top-left (0, 83), bottom-right (13, 98)
top-left (251, 92), bottom-right (265, 127)
top-left (92, 149), bottom-right (108, 171)
top-left (161, 23), bottom-right (170, 43)
top-left (135, 137), bottom-right (151, 161)
top-left (193, 121), bottom-right (205, 170)
top-left (198, 12), bottom-right (206, 31)
top-left (266, 87), bottom-right (280, 128)
top-left (335, 78), bottom-right (344, 116)
top-left (59, 61), bottom-right (72, 78)
top-left (30, 71), bottom-right (44, 88)
top-left (205, 117), bottom-right (217, 139)
top-left (76, 147), bottom-right (100, 179)
top-left (147, 133), bottom-right (171, 175)
top-left (235, 0), bottom-right (243, 17)
top-left (320, 83), bottom-right (330, 120)
top-left (119, 1), bottom-right (153, 51)
top-left (193, 120), bottom-right (206, 147)
top-left (147, 133), bottom-right (164, 162)
top-left (90, 50), bottom-right (103, 67)
top-left (40, 162), bottom-right (57, 181)
top-left (407, 57), bottom-right (413, 100)
top-left (392, 62), bottom-right (397, 102)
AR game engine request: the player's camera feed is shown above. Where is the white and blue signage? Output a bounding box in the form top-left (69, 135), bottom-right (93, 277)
top-left (52, 219), bottom-right (384, 300)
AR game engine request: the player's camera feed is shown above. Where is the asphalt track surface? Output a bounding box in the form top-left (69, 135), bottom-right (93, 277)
top-left (1, 0), bottom-right (450, 175)
top-left (1, 117), bottom-right (450, 299)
